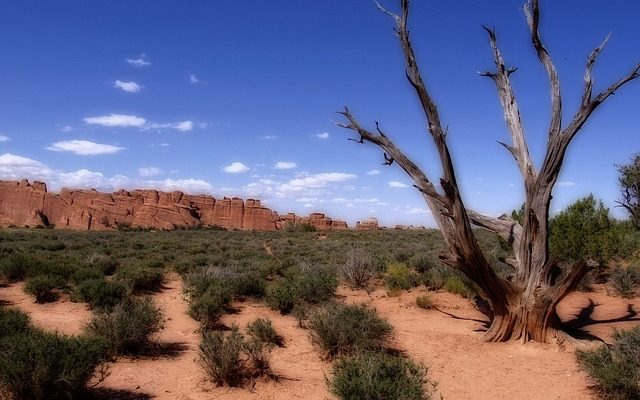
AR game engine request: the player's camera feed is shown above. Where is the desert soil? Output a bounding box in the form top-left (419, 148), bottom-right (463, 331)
top-left (2, 275), bottom-right (639, 400)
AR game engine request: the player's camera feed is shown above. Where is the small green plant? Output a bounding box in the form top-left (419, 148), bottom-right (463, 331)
top-left (0, 308), bottom-right (31, 338)
top-left (266, 281), bottom-right (296, 313)
top-left (247, 318), bottom-right (283, 347)
top-left (85, 297), bottom-right (164, 356)
top-left (415, 294), bottom-right (435, 310)
top-left (610, 266), bottom-right (639, 298)
top-left (384, 262), bottom-right (418, 293)
top-left (24, 275), bottom-right (59, 303)
top-left (0, 330), bottom-right (108, 400)
top-left (118, 266), bottom-right (164, 293)
top-left (188, 283), bottom-right (232, 328)
top-left (309, 302), bottom-right (393, 359)
top-left (577, 326), bottom-right (640, 400)
top-left (443, 275), bottom-right (477, 299)
top-left (0, 253), bottom-right (38, 282)
top-left (339, 248), bottom-right (374, 288)
top-left (421, 266), bottom-right (447, 291)
top-left (266, 263), bottom-right (337, 313)
top-left (330, 352), bottom-right (433, 400)
top-left (407, 254), bottom-right (435, 273)
top-left (75, 279), bottom-right (127, 310)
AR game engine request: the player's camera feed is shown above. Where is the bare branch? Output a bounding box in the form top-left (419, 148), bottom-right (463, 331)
top-left (525, 0), bottom-right (562, 137)
top-left (482, 26), bottom-right (536, 181)
top-left (582, 33), bottom-right (610, 106)
top-left (467, 210), bottom-right (522, 250)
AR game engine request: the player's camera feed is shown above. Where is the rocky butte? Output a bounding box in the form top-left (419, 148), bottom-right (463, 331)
top-left (0, 180), bottom-right (349, 231)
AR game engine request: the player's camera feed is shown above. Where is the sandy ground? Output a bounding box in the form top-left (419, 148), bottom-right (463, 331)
top-left (2, 275), bottom-right (639, 400)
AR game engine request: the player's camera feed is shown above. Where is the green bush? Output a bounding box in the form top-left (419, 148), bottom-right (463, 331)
top-left (330, 352), bottom-right (433, 400)
top-left (0, 330), bottom-right (108, 400)
top-left (577, 326), bottom-right (640, 400)
top-left (0, 308), bottom-right (31, 338)
top-left (309, 302), bottom-right (393, 359)
top-left (71, 266), bottom-right (103, 284)
top-left (339, 248), bottom-right (374, 288)
top-left (76, 279), bottom-right (127, 310)
top-left (421, 265), bottom-right (447, 291)
top-left (85, 297), bottom-right (164, 356)
top-left (384, 262), bottom-right (418, 292)
top-left (266, 263), bottom-right (337, 313)
top-left (443, 275), bottom-right (476, 299)
top-left (266, 281), bottom-right (297, 313)
top-left (188, 283), bottom-right (232, 328)
top-left (407, 254), bottom-right (436, 273)
top-left (415, 294), bottom-right (435, 310)
top-left (247, 318), bottom-right (283, 347)
top-left (24, 275), bottom-right (59, 303)
top-left (610, 266), bottom-right (639, 298)
top-left (118, 266), bottom-right (164, 293)
top-left (0, 253), bottom-right (38, 282)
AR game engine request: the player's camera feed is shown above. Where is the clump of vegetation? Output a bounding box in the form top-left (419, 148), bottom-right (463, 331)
top-left (421, 265), bottom-right (448, 291)
top-left (339, 248), bottom-right (374, 288)
top-left (117, 266), bottom-right (164, 293)
top-left (384, 262), bottom-right (418, 293)
top-left (443, 274), bottom-right (477, 299)
top-left (266, 263), bottom-right (337, 313)
top-left (75, 278), bottom-right (127, 310)
top-left (188, 283), bottom-right (232, 329)
top-left (577, 326), bottom-right (640, 400)
top-left (198, 327), bottom-right (274, 387)
top-left (24, 275), bottom-right (60, 303)
top-left (415, 294), bottom-right (435, 310)
top-left (0, 308), bottom-right (108, 400)
top-left (309, 302), bottom-right (393, 359)
top-left (609, 265), bottom-right (639, 298)
top-left (247, 318), bottom-right (283, 347)
top-left (407, 253), bottom-right (436, 273)
top-left (0, 253), bottom-right (38, 282)
top-left (85, 297), bottom-right (163, 356)
top-left (330, 352), bottom-right (433, 400)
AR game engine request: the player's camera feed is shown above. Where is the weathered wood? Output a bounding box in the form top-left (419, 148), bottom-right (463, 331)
top-left (341, 0), bottom-right (639, 342)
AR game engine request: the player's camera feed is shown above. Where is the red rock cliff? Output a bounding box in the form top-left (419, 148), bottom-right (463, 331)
top-left (0, 180), bottom-right (348, 231)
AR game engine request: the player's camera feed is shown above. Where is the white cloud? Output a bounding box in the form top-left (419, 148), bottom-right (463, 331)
top-left (366, 169), bottom-right (380, 176)
top-left (84, 113), bottom-right (147, 127)
top-left (557, 181), bottom-right (577, 187)
top-left (407, 207), bottom-right (430, 215)
top-left (145, 120), bottom-right (194, 132)
top-left (138, 167), bottom-right (162, 177)
top-left (142, 178), bottom-right (213, 193)
top-left (278, 172), bottom-right (357, 195)
top-left (59, 126), bottom-right (75, 133)
top-left (57, 169), bottom-right (105, 188)
top-left (389, 181), bottom-right (409, 188)
top-left (46, 140), bottom-right (125, 155)
top-left (261, 135), bottom-right (277, 140)
top-left (274, 161), bottom-right (297, 170)
top-left (189, 74), bottom-right (199, 84)
top-left (0, 153), bottom-right (53, 180)
top-left (126, 55), bottom-right (150, 67)
top-left (223, 162), bottom-right (250, 174)
top-left (160, 143), bottom-right (170, 147)
top-left (113, 80), bottom-right (142, 93)
top-left (0, 135), bottom-right (10, 142)
top-left (174, 120), bottom-right (193, 132)
top-left (316, 132), bottom-right (330, 140)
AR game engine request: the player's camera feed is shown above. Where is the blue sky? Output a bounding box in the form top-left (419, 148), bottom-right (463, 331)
top-left (0, 1), bottom-right (638, 227)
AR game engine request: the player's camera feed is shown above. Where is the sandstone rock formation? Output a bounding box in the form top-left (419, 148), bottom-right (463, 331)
top-left (355, 217), bottom-right (380, 231)
top-left (0, 180), bottom-right (348, 231)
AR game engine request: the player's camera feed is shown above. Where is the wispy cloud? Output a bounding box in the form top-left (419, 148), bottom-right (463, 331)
top-left (113, 80), bottom-right (142, 93)
top-left (557, 181), bottom-right (577, 187)
top-left (407, 207), bottom-right (430, 215)
top-left (261, 135), bottom-right (277, 140)
top-left (0, 153), bottom-right (53, 179)
top-left (366, 169), bottom-right (380, 176)
top-left (278, 172), bottom-right (356, 194)
top-left (274, 161), bottom-right (297, 170)
top-left (316, 132), bottom-right (330, 140)
top-left (138, 167), bottom-right (162, 177)
top-left (144, 120), bottom-right (194, 132)
top-left (59, 126), bottom-right (75, 133)
top-left (0, 135), bottom-right (10, 142)
top-left (84, 113), bottom-right (147, 127)
top-left (389, 181), bottom-right (409, 188)
top-left (223, 162), bottom-right (250, 174)
top-left (126, 54), bottom-right (150, 67)
top-left (46, 140), bottom-right (125, 155)
top-left (189, 74), bottom-right (202, 84)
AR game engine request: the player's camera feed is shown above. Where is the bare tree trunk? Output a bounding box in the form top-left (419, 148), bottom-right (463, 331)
top-left (341, 0), bottom-right (639, 342)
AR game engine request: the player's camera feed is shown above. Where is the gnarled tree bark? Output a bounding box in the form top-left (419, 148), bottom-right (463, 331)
top-left (340, 0), bottom-right (639, 342)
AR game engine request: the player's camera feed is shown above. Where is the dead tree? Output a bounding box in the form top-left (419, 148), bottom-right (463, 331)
top-left (339, 0), bottom-right (639, 342)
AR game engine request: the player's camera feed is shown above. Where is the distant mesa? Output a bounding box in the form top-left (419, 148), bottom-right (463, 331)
top-left (355, 217), bottom-right (379, 231)
top-left (0, 179), bottom-right (350, 232)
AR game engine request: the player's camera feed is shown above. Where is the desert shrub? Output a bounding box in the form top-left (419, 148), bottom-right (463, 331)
top-left (330, 352), bottom-right (433, 400)
top-left (88, 254), bottom-right (118, 275)
top-left (339, 248), bottom-right (374, 288)
top-left (407, 254), bottom-right (435, 273)
top-left (24, 275), bottom-right (59, 303)
top-left (415, 294), bottom-right (435, 310)
top-left (266, 263), bottom-right (337, 313)
top-left (198, 327), bottom-right (273, 387)
top-left (0, 253), bottom-right (38, 281)
top-left (577, 326), bottom-right (640, 400)
top-left (247, 318), bottom-right (283, 347)
top-left (443, 274), bottom-right (477, 299)
top-left (309, 302), bottom-right (393, 359)
top-left (118, 266), bottom-right (164, 293)
top-left (421, 265), bottom-right (447, 291)
top-left (384, 262), bottom-right (418, 292)
top-left (188, 283), bottom-right (232, 328)
top-left (85, 297), bottom-right (163, 355)
top-left (610, 266), bottom-right (640, 298)
top-left (71, 266), bottom-right (102, 284)
top-left (76, 279), bottom-right (127, 310)
top-left (0, 330), bottom-right (107, 400)
top-left (0, 308), bottom-right (31, 338)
